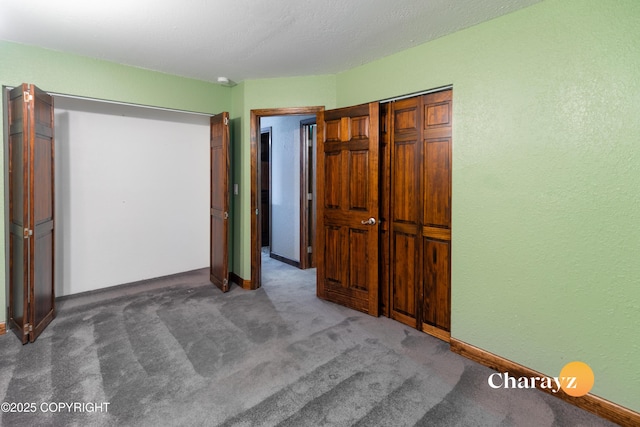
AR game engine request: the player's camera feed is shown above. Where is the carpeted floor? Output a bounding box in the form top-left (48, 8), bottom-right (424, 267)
top-left (0, 254), bottom-right (618, 426)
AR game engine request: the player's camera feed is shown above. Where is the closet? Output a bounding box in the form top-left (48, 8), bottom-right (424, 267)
top-left (317, 88), bottom-right (452, 341)
top-left (6, 82), bottom-right (230, 343)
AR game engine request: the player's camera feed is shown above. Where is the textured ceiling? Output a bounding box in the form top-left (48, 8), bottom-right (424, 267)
top-left (0, 0), bottom-right (541, 84)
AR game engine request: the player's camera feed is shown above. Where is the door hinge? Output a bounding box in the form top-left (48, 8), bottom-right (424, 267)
top-left (23, 228), bottom-right (33, 239)
top-left (224, 211), bottom-right (229, 220)
top-left (307, 246), bottom-right (312, 254)
top-left (23, 323), bottom-right (33, 335)
top-left (255, 209), bottom-right (259, 215)
top-left (223, 278), bottom-right (228, 285)
top-left (23, 91), bottom-right (33, 103)
top-left (307, 193), bottom-right (313, 201)
top-left (224, 117), bottom-right (229, 126)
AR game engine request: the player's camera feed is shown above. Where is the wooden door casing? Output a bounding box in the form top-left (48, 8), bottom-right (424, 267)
top-left (210, 112), bottom-right (230, 292)
top-left (317, 102), bottom-right (380, 316)
top-left (8, 83), bottom-right (56, 343)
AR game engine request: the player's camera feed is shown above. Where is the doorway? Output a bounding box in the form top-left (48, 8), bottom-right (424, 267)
top-left (260, 115), bottom-right (315, 268)
top-left (249, 107), bottom-right (324, 289)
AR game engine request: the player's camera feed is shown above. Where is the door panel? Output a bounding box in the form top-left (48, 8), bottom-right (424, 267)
top-left (32, 86), bottom-right (55, 341)
top-left (8, 83), bottom-right (55, 343)
top-left (424, 139), bottom-right (451, 227)
top-left (317, 103), bottom-right (379, 316)
top-left (392, 142), bottom-right (419, 222)
top-left (210, 112), bottom-right (230, 292)
top-left (31, 85), bottom-right (55, 339)
top-left (8, 86), bottom-right (29, 343)
top-left (348, 151), bottom-right (369, 210)
top-left (422, 238), bottom-right (451, 331)
top-left (421, 89), bottom-right (453, 336)
top-left (391, 231), bottom-right (418, 325)
top-left (389, 96), bottom-right (422, 327)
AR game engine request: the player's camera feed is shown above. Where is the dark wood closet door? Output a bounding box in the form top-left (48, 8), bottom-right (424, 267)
top-left (317, 102), bottom-right (380, 315)
top-left (386, 89), bottom-right (452, 340)
top-left (210, 112), bottom-right (230, 292)
top-left (421, 90), bottom-right (452, 338)
top-left (389, 96), bottom-right (423, 327)
top-left (8, 83), bottom-right (55, 343)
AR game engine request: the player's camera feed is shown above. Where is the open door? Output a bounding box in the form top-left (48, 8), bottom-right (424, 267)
top-left (316, 102), bottom-right (379, 315)
top-left (210, 112), bottom-right (230, 292)
top-left (8, 83), bottom-right (56, 343)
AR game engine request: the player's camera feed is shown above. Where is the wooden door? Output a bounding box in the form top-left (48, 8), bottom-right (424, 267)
top-left (8, 83), bottom-right (55, 343)
top-left (210, 112), bottom-right (230, 292)
top-left (387, 89), bottom-right (452, 341)
top-left (421, 90), bottom-right (452, 338)
top-left (316, 103), bottom-right (380, 316)
top-left (389, 96), bottom-right (423, 327)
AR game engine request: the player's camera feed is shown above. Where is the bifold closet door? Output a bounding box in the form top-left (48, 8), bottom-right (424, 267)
top-left (387, 89), bottom-right (452, 339)
top-left (210, 112), bottom-right (230, 292)
top-left (389, 96), bottom-right (423, 327)
top-left (421, 90), bottom-right (452, 338)
top-left (8, 83), bottom-right (56, 343)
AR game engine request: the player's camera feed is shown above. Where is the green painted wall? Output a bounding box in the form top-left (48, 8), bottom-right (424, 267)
top-left (336, 0), bottom-right (640, 412)
top-left (0, 41), bottom-right (231, 326)
top-left (229, 75), bottom-right (336, 278)
top-left (0, 41), bottom-right (230, 112)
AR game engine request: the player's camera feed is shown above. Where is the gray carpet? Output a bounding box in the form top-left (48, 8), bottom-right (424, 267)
top-left (0, 254), bottom-right (617, 426)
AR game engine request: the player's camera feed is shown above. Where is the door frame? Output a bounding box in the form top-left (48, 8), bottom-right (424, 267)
top-left (249, 106), bottom-right (324, 289)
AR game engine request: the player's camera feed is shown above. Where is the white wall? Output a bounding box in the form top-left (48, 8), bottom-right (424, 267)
top-left (260, 115), bottom-right (314, 262)
top-left (54, 97), bottom-right (210, 296)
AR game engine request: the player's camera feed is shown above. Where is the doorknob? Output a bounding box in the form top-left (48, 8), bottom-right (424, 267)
top-left (361, 217), bottom-right (376, 226)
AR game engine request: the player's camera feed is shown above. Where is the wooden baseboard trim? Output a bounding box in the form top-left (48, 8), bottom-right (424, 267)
top-left (230, 272), bottom-right (252, 290)
top-left (0, 322), bottom-right (5, 335)
top-left (450, 338), bottom-right (640, 427)
top-left (421, 323), bottom-right (451, 343)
